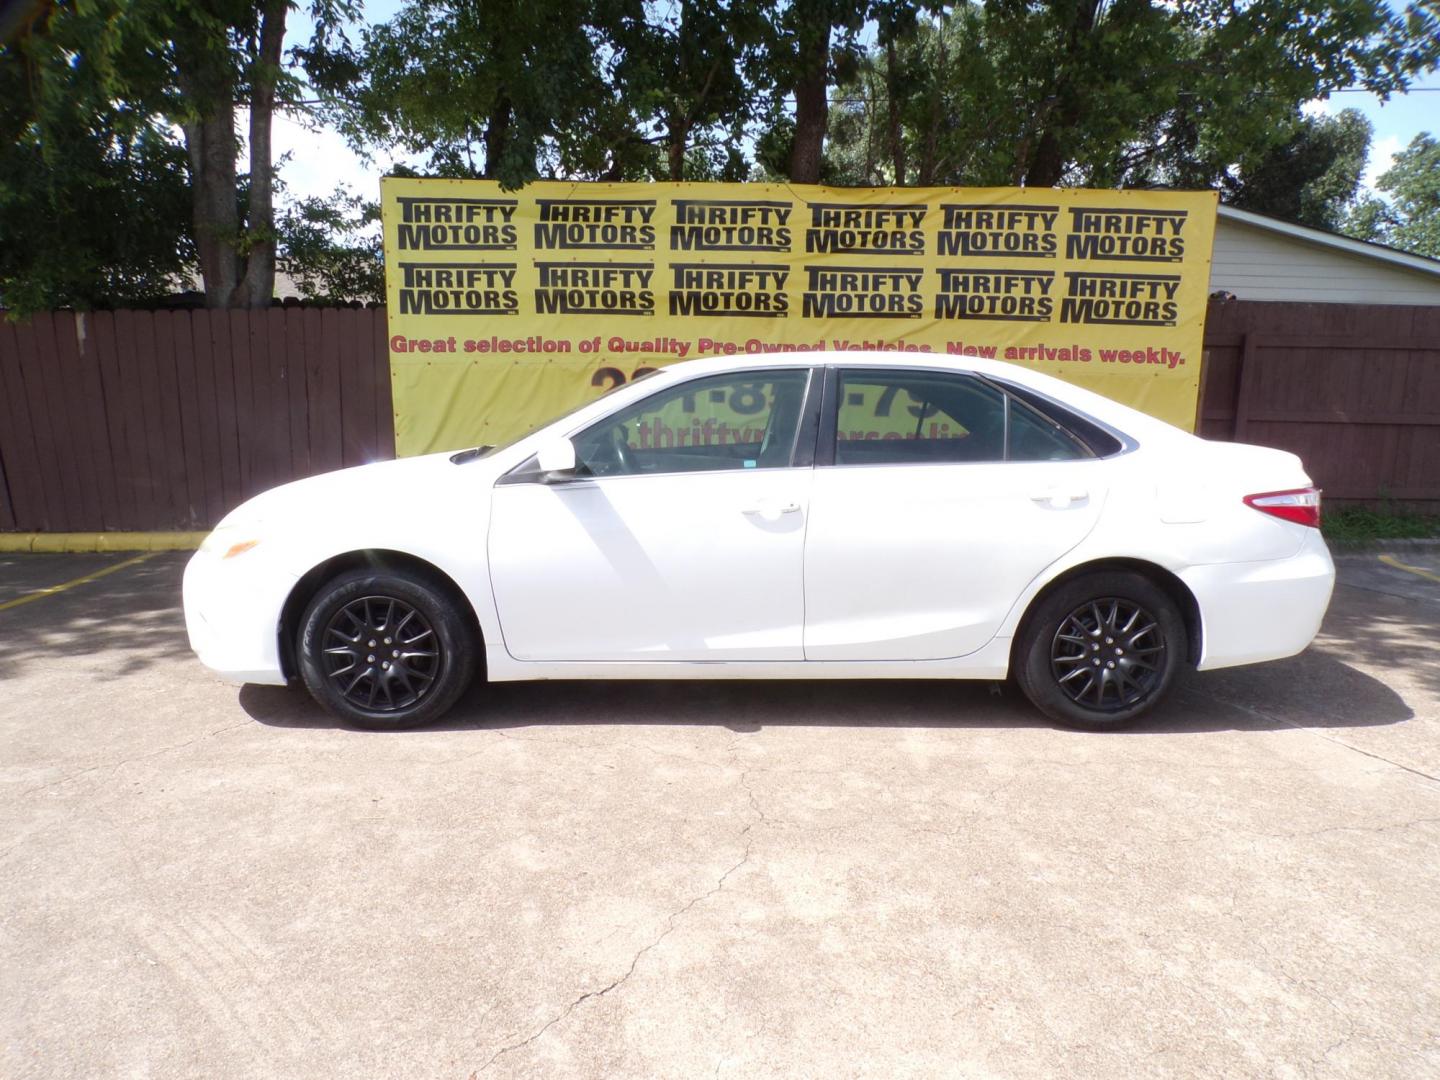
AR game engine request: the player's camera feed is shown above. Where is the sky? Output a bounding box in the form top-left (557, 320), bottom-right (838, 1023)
top-left (274, 1), bottom-right (1439, 205)
top-left (1304, 72), bottom-right (1440, 190)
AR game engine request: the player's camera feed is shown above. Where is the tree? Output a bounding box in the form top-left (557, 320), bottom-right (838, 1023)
top-left (609, 0), bottom-right (768, 181)
top-left (750, 0), bottom-right (870, 183)
top-left (1, 5), bottom-right (194, 312)
top-left (1223, 110), bottom-right (1373, 231)
top-left (1346, 134), bottom-right (1440, 258)
top-left (275, 184), bottom-right (385, 304)
top-left (168, 0), bottom-right (294, 309)
top-left (822, 0), bottom-right (1439, 194)
top-left (322, 0), bottom-right (650, 186)
top-left (6, 0), bottom-right (355, 310)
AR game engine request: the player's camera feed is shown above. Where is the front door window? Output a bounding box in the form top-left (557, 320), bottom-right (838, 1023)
top-left (572, 369), bottom-right (811, 476)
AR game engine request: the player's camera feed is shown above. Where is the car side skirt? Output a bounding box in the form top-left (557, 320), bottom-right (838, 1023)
top-left (481, 637), bottom-right (1014, 682)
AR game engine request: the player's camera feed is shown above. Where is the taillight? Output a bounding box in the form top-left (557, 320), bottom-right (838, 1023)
top-left (1244, 487), bottom-right (1322, 528)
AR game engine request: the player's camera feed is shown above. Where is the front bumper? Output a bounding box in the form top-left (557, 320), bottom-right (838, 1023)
top-left (1182, 528), bottom-right (1335, 671)
top-left (182, 547), bottom-right (297, 685)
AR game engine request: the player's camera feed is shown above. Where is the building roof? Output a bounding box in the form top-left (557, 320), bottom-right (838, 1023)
top-left (1217, 204), bottom-right (1440, 280)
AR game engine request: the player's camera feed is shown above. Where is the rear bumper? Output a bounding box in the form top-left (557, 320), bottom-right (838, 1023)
top-left (182, 549), bottom-right (295, 686)
top-left (1182, 529), bottom-right (1335, 671)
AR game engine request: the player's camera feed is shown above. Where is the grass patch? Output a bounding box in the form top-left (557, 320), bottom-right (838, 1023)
top-left (1323, 505), bottom-right (1440, 545)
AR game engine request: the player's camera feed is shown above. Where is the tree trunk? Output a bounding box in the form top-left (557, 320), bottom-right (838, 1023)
top-left (917, 31), bottom-right (946, 185)
top-left (788, 23), bottom-right (830, 183)
top-left (667, 121), bottom-right (687, 180)
top-left (181, 100), bottom-right (240, 309)
top-left (482, 96), bottom-right (512, 179)
top-left (233, 0), bottom-right (288, 309)
top-left (884, 36), bottom-right (905, 185)
top-left (1018, 0), bottom-right (1101, 188)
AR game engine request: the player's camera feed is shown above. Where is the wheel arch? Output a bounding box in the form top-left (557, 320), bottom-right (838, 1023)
top-left (1010, 557), bottom-right (1203, 672)
top-left (278, 549), bottom-right (484, 681)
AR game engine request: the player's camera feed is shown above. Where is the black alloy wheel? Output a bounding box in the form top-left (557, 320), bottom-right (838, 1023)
top-left (297, 568), bottom-right (477, 730)
top-left (322, 596), bottom-right (440, 712)
top-left (1049, 597), bottom-right (1167, 713)
top-left (1015, 570), bottom-right (1186, 730)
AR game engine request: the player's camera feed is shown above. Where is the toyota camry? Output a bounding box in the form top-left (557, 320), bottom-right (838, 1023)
top-left (183, 352), bottom-right (1334, 731)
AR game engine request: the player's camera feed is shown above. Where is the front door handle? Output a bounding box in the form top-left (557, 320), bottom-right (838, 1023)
top-left (742, 500), bottom-right (801, 522)
top-left (1030, 488), bottom-right (1089, 509)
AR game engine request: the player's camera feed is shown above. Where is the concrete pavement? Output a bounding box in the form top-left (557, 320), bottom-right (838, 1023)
top-left (2, 550), bottom-right (1438, 1078)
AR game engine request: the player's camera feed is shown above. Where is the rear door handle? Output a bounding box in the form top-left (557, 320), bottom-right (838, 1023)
top-left (1030, 488), bottom-right (1089, 508)
top-left (742, 500), bottom-right (801, 522)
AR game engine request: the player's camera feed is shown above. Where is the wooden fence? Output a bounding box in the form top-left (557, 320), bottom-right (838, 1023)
top-left (1, 300), bottom-right (1437, 533)
top-left (1200, 302), bottom-right (1440, 508)
top-left (0, 308), bottom-right (392, 532)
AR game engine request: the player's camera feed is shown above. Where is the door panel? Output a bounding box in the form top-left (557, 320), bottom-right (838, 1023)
top-left (489, 469), bottom-right (810, 662)
top-left (803, 460), bottom-right (1106, 660)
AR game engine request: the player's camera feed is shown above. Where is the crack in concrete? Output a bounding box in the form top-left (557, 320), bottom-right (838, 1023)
top-left (476, 742), bottom-right (768, 1073)
top-left (1262, 816), bottom-right (1440, 841)
top-left (22, 719), bottom-right (254, 795)
top-left (1195, 692), bottom-right (1440, 788)
top-left (478, 833), bottom-right (753, 1073)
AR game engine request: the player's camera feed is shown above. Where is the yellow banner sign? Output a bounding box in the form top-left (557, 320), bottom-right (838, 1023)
top-left (381, 179), bottom-right (1218, 455)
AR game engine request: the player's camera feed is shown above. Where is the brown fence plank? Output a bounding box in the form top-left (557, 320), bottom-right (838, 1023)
top-left (30, 312), bottom-right (93, 530)
top-left (260, 308), bottom-right (294, 489)
top-left (150, 311), bottom-right (195, 528)
top-left (130, 311), bottom-right (177, 527)
top-left (283, 308), bottom-right (312, 481)
top-left (0, 318), bottom-right (51, 530)
top-left (338, 308), bottom-right (373, 467)
top-left (204, 311), bottom-right (242, 513)
top-left (82, 313), bottom-right (130, 528)
top-left (372, 309), bottom-right (396, 461)
top-left (109, 310), bottom-right (160, 530)
top-left (89, 312), bottom-right (138, 530)
top-left (240, 305), bottom-right (273, 495)
top-left (19, 314), bottom-right (82, 529)
top-left (58, 313), bottom-right (120, 529)
top-left (187, 311), bottom-right (227, 525)
top-left (0, 447), bottom-right (14, 531)
top-left (305, 308), bottom-right (345, 475)
top-left (227, 310), bottom-right (257, 501)
top-left (170, 311), bottom-right (210, 529)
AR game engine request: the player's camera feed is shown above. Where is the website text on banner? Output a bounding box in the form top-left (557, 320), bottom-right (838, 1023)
top-left (381, 179), bottom-right (1218, 456)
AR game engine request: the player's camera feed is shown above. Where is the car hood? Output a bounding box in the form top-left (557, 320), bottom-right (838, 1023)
top-left (213, 450), bottom-right (503, 531)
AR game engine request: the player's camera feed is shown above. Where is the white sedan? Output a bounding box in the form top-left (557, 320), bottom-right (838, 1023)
top-left (183, 352), bottom-right (1334, 731)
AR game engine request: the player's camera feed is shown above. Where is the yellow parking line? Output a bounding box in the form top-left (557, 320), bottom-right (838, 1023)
top-left (0, 552), bottom-right (156, 613)
top-left (1379, 554), bottom-right (1440, 585)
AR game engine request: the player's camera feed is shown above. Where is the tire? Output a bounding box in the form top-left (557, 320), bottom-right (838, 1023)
top-left (1014, 571), bottom-right (1186, 731)
top-left (297, 568), bottom-right (477, 730)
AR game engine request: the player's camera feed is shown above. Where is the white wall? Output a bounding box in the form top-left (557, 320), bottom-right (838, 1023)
top-left (1209, 217), bottom-right (1440, 305)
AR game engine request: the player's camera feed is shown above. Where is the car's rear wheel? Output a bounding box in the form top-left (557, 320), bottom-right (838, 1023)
top-left (1015, 571), bottom-right (1186, 730)
top-left (297, 569), bottom-right (476, 730)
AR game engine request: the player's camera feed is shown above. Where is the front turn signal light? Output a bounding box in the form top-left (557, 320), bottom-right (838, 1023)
top-left (223, 539), bottom-right (262, 559)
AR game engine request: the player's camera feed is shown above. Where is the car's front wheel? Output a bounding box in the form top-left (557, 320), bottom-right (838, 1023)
top-left (297, 568), bottom-right (477, 730)
top-left (1015, 571), bottom-right (1186, 731)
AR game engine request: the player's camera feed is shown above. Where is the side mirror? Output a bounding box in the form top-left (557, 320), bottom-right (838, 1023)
top-left (536, 437), bottom-right (577, 481)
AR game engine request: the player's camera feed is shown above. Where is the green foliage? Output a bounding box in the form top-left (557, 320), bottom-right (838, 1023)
top-left (822, 0), bottom-right (1439, 196)
top-left (1323, 504), bottom-right (1440, 545)
top-left (1223, 110), bottom-right (1373, 231)
top-left (5, 0), bottom-right (1440, 313)
top-left (1345, 134), bottom-right (1440, 258)
top-left (275, 185), bottom-right (385, 304)
top-left (0, 7), bottom-right (194, 313)
top-left (609, 0), bottom-right (771, 180)
top-left (319, 0), bottom-right (646, 186)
